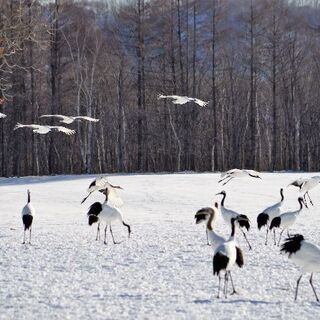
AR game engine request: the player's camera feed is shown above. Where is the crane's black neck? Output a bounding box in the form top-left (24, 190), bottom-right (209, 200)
top-left (220, 193), bottom-right (226, 206)
top-left (27, 191), bottom-right (30, 203)
top-left (206, 210), bottom-right (215, 231)
top-left (298, 198), bottom-right (304, 210)
top-left (230, 218), bottom-right (236, 239)
top-left (280, 188), bottom-right (284, 202)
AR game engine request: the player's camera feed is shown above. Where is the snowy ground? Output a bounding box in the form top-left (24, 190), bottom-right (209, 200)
top-left (1, 172), bottom-right (320, 319)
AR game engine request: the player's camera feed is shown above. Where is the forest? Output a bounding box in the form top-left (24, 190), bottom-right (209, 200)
top-left (0, 0), bottom-right (320, 176)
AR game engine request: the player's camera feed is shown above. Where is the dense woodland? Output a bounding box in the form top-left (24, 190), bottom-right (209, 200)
top-left (0, 0), bottom-right (320, 176)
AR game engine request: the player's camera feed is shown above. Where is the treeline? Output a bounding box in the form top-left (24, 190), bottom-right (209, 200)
top-left (0, 0), bottom-right (320, 177)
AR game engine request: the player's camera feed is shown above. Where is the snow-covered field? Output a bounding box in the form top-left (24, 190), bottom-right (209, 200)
top-left (1, 172), bottom-right (320, 319)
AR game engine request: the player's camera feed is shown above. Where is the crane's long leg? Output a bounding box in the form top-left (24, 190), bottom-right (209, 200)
top-left (295, 274), bottom-right (303, 301)
top-left (309, 273), bottom-right (319, 302)
top-left (218, 175), bottom-right (230, 184)
top-left (224, 272), bottom-right (229, 298)
top-left (241, 230), bottom-right (252, 250)
top-left (265, 228), bottom-right (269, 245)
top-left (222, 177), bottom-right (234, 186)
top-left (96, 223), bottom-right (100, 241)
top-left (110, 225), bottom-right (121, 244)
top-left (22, 229), bottom-right (26, 244)
top-left (217, 275), bottom-right (221, 299)
top-left (104, 225), bottom-right (108, 245)
top-left (273, 229), bottom-right (277, 245)
top-left (307, 192), bottom-right (314, 206)
top-left (277, 229), bottom-right (284, 246)
top-left (229, 271), bottom-right (237, 295)
top-left (303, 193), bottom-right (309, 208)
top-left (206, 229), bottom-right (210, 245)
top-left (29, 228), bottom-right (32, 244)
top-left (122, 221), bottom-right (131, 238)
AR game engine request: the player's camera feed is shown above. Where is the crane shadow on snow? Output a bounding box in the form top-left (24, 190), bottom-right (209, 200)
top-left (220, 299), bottom-right (277, 305)
top-left (193, 299), bottom-right (211, 304)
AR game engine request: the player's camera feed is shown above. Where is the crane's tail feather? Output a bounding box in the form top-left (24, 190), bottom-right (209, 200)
top-left (14, 123), bottom-right (24, 130)
top-left (157, 94), bottom-right (166, 99)
top-left (269, 216), bottom-right (281, 230)
top-left (257, 213), bottom-right (269, 230)
top-left (238, 214), bottom-right (250, 231)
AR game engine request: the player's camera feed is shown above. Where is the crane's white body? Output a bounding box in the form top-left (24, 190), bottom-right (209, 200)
top-left (219, 206), bottom-right (242, 229)
top-left (0, 113), bottom-right (7, 118)
top-left (208, 231), bottom-right (225, 249)
top-left (290, 241), bottom-right (320, 273)
top-left (40, 114), bottom-right (99, 124)
top-left (158, 94), bottom-right (208, 107)
top-left (277, 211), bottom-right (300, 229)
top-left (263, 201), bottom-right (282, 219)
top-left (300, 176), bottom-right (320, 194)
top-left (22, 202), bottom-right (35, 218)
top-left (98, 204), bottom-right (123, 225)
top-left (276, 201), bottom-right (304, 230)
top-left (14, 123), bottom-right (75, 135)
top-left (213, 239), bottom-right (237, 271)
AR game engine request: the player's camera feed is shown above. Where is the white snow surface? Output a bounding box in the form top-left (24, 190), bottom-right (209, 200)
top-left (1, 172), bottom-right (320, 319)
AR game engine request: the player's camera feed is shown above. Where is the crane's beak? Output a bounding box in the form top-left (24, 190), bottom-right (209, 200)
top-left (236, 216), bottom-right (249, 223)
top-left (110, 184), bottom-right (123, 190)
top-left (215, 192), bottom-right (223, 196)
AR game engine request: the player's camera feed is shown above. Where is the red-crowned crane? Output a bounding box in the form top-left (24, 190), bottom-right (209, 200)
top-left (22, 190), bottom-right (35, 244)
top-left (288, 176), bottom-right (320, 207)
top-left (218, 169), bottom-right (261, 186)
top-left (281, 234), bottom-right (320, 302)
top-left (257, 188), bottom-right (284, 245)
top-left (213, 216), bottom-right (247, 298)
top-left (269, 197), bottom-right (305, 246)
top-left (87, 188), bottom-right (130, 244)
top-left (158, 94), bottom-right (208, 107)
top-left (81, 175), bottom-right (123, 206)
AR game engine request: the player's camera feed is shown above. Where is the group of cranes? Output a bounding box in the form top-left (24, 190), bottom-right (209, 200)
top-left (0, 97), bottom-right (99, 135)
top-left (195, 169), bottom-right (320, 301)
top-left (20, 175), bottom-right (130, 246)
top-left (18, 169), bottom-right (320, 302)
top-left (14, 114), bottom-right (99, 136)
top-left (82, 176), bottom-right (130, 245)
